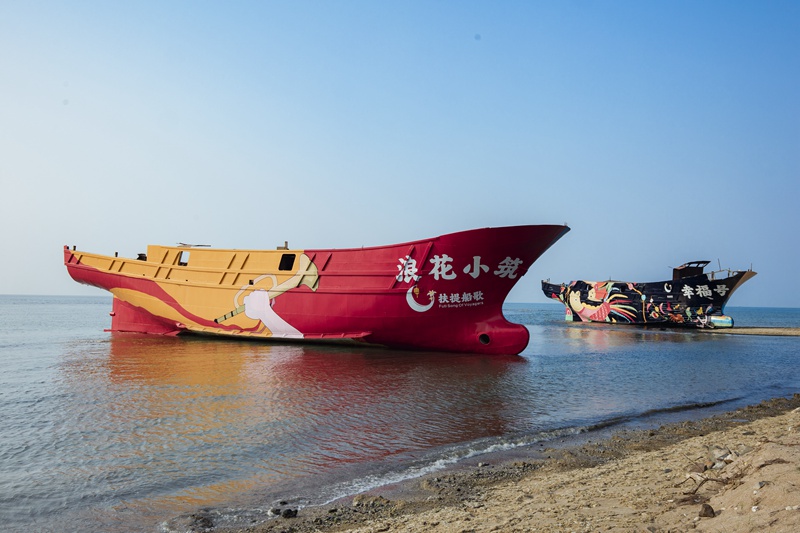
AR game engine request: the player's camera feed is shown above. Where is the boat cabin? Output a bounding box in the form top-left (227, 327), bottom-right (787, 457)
top-left (673, 261), bottom-right (710, 280)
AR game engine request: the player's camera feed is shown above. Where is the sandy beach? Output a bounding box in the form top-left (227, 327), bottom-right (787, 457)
top-left (218, 394), bottom-right (800, 533)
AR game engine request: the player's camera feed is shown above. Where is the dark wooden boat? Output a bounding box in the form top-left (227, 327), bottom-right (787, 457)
top-left (542, 261), bottom-right (756, 328)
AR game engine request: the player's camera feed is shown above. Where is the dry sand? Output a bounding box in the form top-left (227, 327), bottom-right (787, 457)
top-left (219, 394), bottom-right (800, 533)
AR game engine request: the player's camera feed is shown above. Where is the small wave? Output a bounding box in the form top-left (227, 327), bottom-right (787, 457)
top-left (254, 426), bottom-right (589, 512)
top-left (582, 397), bottom-right (744, 433)
top-left (162, 426), bottom-right (593, 531)
top-left (160, 396), bottom-right (752, 532)
top-left (310, 397), bottom-right (748, 506)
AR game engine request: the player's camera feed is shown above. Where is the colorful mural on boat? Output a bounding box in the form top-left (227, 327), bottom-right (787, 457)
top-left (542, 264), bottom-right (756, 328)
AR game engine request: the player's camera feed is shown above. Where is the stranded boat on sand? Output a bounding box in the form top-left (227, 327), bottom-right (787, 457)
top-left (65, 225), bottom-right (569, 355)
top-left (542, 261), bottom-right (756, 328)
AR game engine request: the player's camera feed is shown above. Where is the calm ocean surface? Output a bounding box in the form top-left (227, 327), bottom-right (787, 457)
top-left (1, 295), bottom-right (798, 532)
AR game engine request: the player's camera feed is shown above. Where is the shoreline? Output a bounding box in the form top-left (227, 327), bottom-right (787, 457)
top-left (702, 327), bottom-right (800, 336)
top-left (563, 323), bottom-right (800, 337)
top-left (215, 394), bottom-right (800, 533)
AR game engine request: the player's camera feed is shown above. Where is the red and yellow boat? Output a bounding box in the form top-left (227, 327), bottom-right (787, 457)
top-left (64, 224), bottom-right (569, 354)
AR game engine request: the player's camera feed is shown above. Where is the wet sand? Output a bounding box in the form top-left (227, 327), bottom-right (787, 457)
top-left (217, 394), bottom-right (800, 533)
top-left (702, 327), bottom-right (800, 336)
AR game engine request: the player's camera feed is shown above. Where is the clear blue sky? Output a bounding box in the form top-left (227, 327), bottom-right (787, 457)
top-left (2, 1), bottom-right (798, 307)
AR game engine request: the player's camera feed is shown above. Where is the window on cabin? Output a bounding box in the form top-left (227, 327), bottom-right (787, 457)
top-left (179, 250), bottom-right (190, 266)
top-left (279, 253), bottom-right (296, 271)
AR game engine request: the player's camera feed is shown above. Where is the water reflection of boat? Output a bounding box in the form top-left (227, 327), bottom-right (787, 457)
top-left (99, 335), bottom-right (526, 499)
top-left (103, 335), bottom-right (526, 455)
top-left (65, 225), bottom-right (569, 355)
top-left (542, 261), bottom-right (756, 328)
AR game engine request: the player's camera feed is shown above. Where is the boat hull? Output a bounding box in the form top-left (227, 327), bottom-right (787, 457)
top-left (65, 225), bottom-right (569, 354)
top-left (542, 268), bottom-right (756, 328)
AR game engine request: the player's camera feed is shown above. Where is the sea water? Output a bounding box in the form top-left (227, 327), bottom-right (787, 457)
top-left (0, 296), bottom-right (798, 532)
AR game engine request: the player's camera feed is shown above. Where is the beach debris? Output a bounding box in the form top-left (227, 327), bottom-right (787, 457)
top-left (677, 445), bottom-right (748, 494)
top-left (268, 506), bottom-right (298, 518)
top-left (699, 503), bottom-right (716, 518)
top-left (688, 462), bottom-right (708, 473)
top-left (678, 472), bottom-right (729, 494)
top-left (705, 444), bottom-right (739, 468)
top-left (187, 509), bottom-right (215, 530)
top-left (352, 494), bottom-right (392, 509)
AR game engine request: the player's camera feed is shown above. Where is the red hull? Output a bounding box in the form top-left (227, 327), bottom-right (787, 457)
top-left (65, 225), bottom-right (569, 354)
